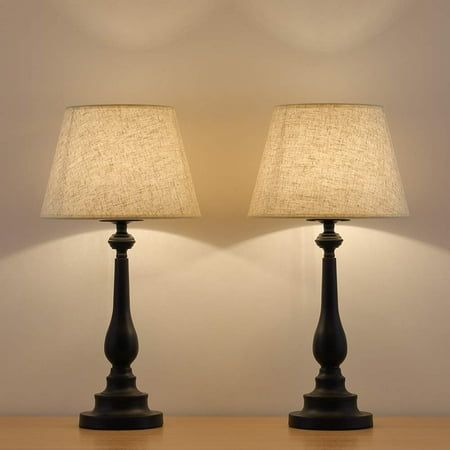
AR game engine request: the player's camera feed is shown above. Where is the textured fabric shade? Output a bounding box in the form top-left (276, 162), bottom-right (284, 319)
top-left (249, 104), bottom-right (408, 218)
top-left (41, 105), bottom-right (200, 219)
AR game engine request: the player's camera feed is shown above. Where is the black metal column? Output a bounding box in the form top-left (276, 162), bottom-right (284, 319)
top-left (79, 221), bottom-right (163, 430)
top-left (289, 220), bottom-right (373, 430)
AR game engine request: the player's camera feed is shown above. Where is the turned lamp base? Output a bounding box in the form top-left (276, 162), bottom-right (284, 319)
top-left (80, 221), bottom-right (163, 430)
top-left (80, 410), bottom-right (163, 431)
top-left (289, 220), bottom-right (373, 431)
top-left (79, 368), bottom-right (163, 430)
top-left (289, 410), bottom-right (373, 431)
top-left (289, 368), bottom-right (372, 430)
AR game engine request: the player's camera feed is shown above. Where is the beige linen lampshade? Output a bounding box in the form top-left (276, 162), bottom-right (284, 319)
top-left (41, 105), bottom-right (200, 219)
top-left (249, 104), bottom-right (408, 218)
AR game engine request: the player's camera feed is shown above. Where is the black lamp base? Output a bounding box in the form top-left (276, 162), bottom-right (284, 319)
top-left (79, 410), bottom-right (163, 430)
top-left (289, 368), bottom-right (373, 430)
top-left (79, 368), bottom-right (163, 430)
top-left (289, 220), bottom-right (373, 431)
top-left (289, 411), bottom-right (372, 431)
top-left (289, 393), bottom-right (372, 430)
top-left (79, 222), bottom-right (163, 430)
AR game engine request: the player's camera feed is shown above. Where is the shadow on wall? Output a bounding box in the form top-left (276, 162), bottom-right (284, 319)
top-left (241, 0), bottom-right (412, 53)
top-left (51, 0), bottom-right (413, 53)
top-left (2, 211), bottom-right (448, 263)
top-left (137, 215), bottom-right (449, 252)
top-left (0, 213), bottom-right (307, 259)
top-left (49, 0), bottom-right (223, 51)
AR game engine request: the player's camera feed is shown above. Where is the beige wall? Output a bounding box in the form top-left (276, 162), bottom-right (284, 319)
top-left (0, 0), bottom-right (449, 416)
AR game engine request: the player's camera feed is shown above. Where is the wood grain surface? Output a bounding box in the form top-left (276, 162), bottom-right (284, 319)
top-left (0, 417), bottom-right (449, 449)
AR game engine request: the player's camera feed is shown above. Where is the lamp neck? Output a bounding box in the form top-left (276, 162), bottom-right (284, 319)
top-left (312, 219), bottom-right (348, 372)
top-left (104, 221), bottom-right (138, 370)
top-left (315, 220), bottom-right (343, 258)
top-left (108, 221), bottom-right (135, 257)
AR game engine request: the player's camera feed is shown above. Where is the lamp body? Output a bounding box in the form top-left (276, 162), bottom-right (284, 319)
top-left (249, 104), bottom-right (408, 430)
top-left (79, 221), bottom-right (163, 430)
top-left (289, 220), bottom-right (372, 430)
top-left (42, 104), bottom-right (200, 429)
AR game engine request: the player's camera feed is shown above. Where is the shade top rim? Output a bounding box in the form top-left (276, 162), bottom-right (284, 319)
top-left (248, 214), bottom-right (409, 219)
top-left (65, 104), bottom-right (174, 110)
top-left (274, 103), bottom-right (383, 108)
top-left (41, 214), bottom-right (201, 220)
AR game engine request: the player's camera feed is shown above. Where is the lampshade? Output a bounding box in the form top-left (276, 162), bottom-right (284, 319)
top-left (41, 105), bottom-right (200, 219)
top-left (249, 104), bottom-right (408, 218)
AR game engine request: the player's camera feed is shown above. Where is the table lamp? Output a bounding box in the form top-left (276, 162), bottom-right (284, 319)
top-left (249, 104), bottom-right (408, 430)
top-left (41, 105), bottom-right (200, 430)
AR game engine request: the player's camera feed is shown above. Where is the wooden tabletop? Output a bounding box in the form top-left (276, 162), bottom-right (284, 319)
top-left (0, 417), bottom-right (449, 449)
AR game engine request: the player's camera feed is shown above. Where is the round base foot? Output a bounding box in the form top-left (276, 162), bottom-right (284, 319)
top-left (289, 411), bottom-right (373, 430)
top-left (79, 410), bottom-right (163, 430)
